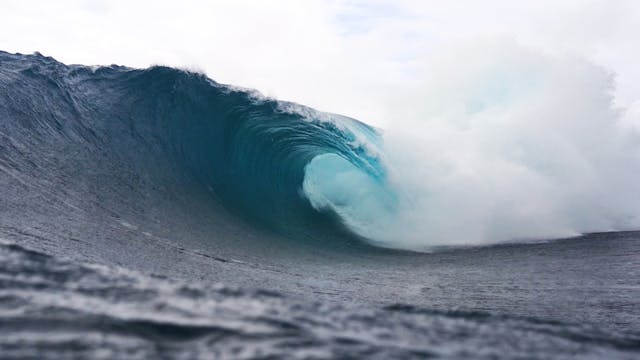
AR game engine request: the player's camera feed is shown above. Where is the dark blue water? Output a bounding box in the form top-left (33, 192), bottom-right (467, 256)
top-left (1, 51), bottom-right (639, 359)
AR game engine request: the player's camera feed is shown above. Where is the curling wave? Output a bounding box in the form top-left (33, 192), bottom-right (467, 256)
top-left (3, 49), bottom-right (640, 252)
top-left (0, 51), bottom-right (395, 249)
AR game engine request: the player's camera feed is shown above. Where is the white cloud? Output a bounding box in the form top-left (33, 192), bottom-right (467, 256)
top-left (2, 1), bottom-right (638, 126)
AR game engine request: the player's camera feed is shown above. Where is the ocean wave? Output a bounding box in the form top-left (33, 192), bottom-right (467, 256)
top-left (0, 51), bottom-right (394, 249)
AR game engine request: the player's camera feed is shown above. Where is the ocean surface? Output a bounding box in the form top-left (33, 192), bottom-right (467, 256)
top-left (1, 51), bottom-right (639, 359)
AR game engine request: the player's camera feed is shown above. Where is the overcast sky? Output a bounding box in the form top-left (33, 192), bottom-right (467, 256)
top-left (1, 0), bottom-right (639, 126)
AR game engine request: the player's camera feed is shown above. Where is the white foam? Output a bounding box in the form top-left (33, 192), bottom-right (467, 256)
top-left (368, 42), bottom-right (640, 250)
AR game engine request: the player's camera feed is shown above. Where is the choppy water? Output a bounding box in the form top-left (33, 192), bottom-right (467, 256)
top-left (1, 240), bottom-right (638, 359)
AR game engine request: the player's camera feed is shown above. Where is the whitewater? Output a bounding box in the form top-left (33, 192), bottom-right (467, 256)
top-left (1, 50), bottom-right (639, 359)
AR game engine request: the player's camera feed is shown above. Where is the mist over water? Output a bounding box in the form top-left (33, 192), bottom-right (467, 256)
top-left (355, 42), bottom-right (640, 250)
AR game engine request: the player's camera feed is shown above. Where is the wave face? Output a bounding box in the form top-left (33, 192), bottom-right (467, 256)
top-left (0, 51), bottom-right (396, 249)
